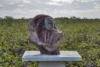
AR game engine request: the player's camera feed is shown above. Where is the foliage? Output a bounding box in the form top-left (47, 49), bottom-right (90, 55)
top-left (0, 16), bottom-right (100, 67)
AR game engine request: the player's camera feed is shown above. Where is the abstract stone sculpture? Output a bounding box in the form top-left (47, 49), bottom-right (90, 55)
top-left (28, 14), bottom-right (63, 55)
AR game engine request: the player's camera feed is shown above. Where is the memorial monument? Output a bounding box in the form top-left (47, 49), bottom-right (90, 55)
top-left (22, 14), bottom-right (82, 67)
top-left (28, 14), bottom-right (63, 55)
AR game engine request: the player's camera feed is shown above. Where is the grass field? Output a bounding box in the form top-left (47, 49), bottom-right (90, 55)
top-left (0, 17), bottom-right (100, 67)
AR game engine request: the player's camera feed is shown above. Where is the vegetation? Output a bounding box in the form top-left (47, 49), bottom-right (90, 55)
top-left (0, 16), bottom-right (100, 67)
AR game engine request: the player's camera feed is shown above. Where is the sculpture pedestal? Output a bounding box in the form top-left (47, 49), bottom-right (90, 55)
top-left (38, 61), bottom-right (65, 67)
top-left (22, 51), bottom-right (82, 67)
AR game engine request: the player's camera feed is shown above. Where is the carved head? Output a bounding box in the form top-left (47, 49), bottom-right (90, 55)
top-left (28, 14), bottom-right (57, 32)
top-left (44, 17), bottom-right (54, 30)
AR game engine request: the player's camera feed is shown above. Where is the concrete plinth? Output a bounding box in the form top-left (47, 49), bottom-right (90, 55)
top-left (38, 61), bottom-right (65, 67)
top-left (22, 51), bottom-right (82, 67)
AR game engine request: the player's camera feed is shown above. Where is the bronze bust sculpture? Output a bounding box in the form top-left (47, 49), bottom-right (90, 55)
top-left (28, 14), bottom-right (63, 55)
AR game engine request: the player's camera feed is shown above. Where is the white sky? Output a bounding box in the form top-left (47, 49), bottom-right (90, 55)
top-left (0, 0), bottom-right (100, 18)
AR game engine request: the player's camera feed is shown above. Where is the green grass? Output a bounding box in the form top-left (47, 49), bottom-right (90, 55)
top-left (0, 17), bottom-right (100, 67)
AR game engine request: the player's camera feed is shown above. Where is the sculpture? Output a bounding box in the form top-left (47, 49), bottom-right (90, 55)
top-left (28, 14), bottom-right (63, 55)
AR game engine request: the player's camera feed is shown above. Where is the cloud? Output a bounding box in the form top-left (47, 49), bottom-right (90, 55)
top-left (44, 2), bottom-right (62, 6)
top-left (0, 8), bottom-right (52, 18)
top-left (0, 4), bottom-right (4, 7)
top-left (50, 0), bottom-right (97, 4)
top-left (0, 7), bottom-right (100, 18)
top-left (18, 4), bottom-right (24, 7)
top-left (0, 0), bottom-right (31, 4)
top-left (21, 0), bottom-right (31, 3)
top-left (76, 0), bottom-right (97, 2)
top-left (4, 0), bottom-right (20, 4)
top-left (0, 0), bottom-right (100, 18)
top-left (51, 0), bottom-right (74, 3)
top-left (94, 2), bottom-right (100, 8)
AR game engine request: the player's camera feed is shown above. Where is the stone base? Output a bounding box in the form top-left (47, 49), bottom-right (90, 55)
top-left (38, 61), bottom-right (65, 67)
top-left (22, 51), bottom-right (82, 67)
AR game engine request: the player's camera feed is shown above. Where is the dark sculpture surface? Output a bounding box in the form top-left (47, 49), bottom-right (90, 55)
top-left (28, 14), bottom-right (63, 55)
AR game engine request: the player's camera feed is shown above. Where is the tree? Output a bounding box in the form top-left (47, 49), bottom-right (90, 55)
top-left (4, 16), bottom-right (14, 26)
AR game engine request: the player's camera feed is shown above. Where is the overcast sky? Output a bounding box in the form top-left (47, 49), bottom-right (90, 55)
top-left (0, 0), bottom-right (100, 18)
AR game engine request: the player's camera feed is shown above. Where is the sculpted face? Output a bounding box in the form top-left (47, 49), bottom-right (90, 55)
top-left (44, 17), bottom-right (54, 30)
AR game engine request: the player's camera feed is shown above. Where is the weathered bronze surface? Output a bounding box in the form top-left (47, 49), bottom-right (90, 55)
top-left (28, 14), bottom-right (63, 55)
